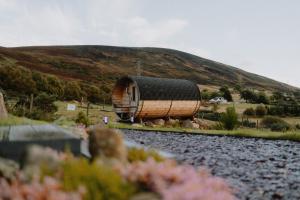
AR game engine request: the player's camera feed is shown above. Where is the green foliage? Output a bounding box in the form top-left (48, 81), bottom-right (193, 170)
top-left (270, 123), bottom-right (291, 132)
top-left (0, 65), bottom-right (36, 95)
top-left (260, 116), bottom-right (291, 131)
top-left (240, 89), bottom-right (257, 103)
top-left (0, 65), bottom-right (107, 104)
top-left (64, 81), bottom-right (83, 101)
top-left (241, 119), bottom-right (256, 128)
top-left (11, 92), bottom-right (57, 121)
top-left (75, 111), bottom-right (89, 126)
top-left (219, 86), bottom-right (233, 102)
top-left (255, 105), bottom-right (267, 117)
top-left (267, 103), bottom-right (300, 117)
top-left (200, 90), bottom-right (211, 100)
top-left (240, 90), bottom-right (270, 104)
top-left (260, 116), bottom-right (285, 127)
top-left (62, 158), bottom-right (136, 200)
top-left (234, 84), bottom-right (242, 93)
top-left (198, 111), bottom-right (221, 121)
top-left (34, 92), bottom-right (58, 113)
top-left (220, 107), bottom-right (238, 130)
top-left (47, 76), bottom-right (65, 98)
top-left (243, 107), bottom-right (256, 116)
top-left (271, 91), bottom-right (285, 103)
top-left (212, 103), bottom-right (219, 113)
top-left (210, 91), bottom-right (223, 99)
top-left (32, 72), bottom-right (50, 93)
top-left (127, 147), bottom-right (164, 163)
top-left (257, 92), bottom-right (269, 104)
top-left (80, 83), bottom-right (103, 103)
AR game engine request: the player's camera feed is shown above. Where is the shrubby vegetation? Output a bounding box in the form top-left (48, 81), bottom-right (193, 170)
top-left (11, 92), bottom-right (58, 121)
top-left (240, 89), bottom-right (269, 104)
top-left (201, 86), bottom-right (233, 101)
top-left (0, 65), bottom-right (109, 104)
top-left (75, 111), bottom-right (90, 127)
top-left (198, 110), bottom-right (221, 121)
top-left (220, 107), bottom-right (238, 130)
top-left (255, 105), bottom-right (267, 117)
top-left (0, 127), bottom-right (235, 200)
top-left (260, 116), bottom-right (291, 132)
top-left (127, 147), bottom-right (164, 163)
top-left (243, 107), bottom-right (256, 116)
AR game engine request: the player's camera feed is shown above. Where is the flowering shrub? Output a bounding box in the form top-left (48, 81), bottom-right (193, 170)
top-left (60, 158), bottom-right (136, 200)
top-left (122, 158), bottom-right (236, 200)
top-left (127, 147), bottom-right (164, 163)
top-left (0, 176), bottom-right (83, 200)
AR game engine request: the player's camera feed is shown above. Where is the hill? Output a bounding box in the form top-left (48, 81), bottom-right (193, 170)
top-left (0, 45), bottom-right (298, 102)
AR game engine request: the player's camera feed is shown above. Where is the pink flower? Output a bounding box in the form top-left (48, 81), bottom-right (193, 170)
top-left (122, 158), bottom-right (237, 200)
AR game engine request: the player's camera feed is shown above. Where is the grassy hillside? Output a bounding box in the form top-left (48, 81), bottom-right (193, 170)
top-left (0, 45), bottom-right (298, 101)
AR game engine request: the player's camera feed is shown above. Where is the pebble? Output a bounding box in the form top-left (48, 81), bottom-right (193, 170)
top-left (123, 130), bottom-right (300, 200)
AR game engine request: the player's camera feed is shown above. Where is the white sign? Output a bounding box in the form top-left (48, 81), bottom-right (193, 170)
top-left (67, 104), bottom-right (76, 111)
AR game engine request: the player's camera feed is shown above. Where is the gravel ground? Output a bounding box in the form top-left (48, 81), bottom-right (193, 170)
top-left (122, 129), bottom-right (300, 200)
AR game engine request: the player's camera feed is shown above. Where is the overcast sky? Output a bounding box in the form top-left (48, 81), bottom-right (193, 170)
top-left (1, 0), bottom-right (300, 87)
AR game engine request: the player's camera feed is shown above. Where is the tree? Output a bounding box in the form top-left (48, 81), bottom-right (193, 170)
top-left (219, 86), bottom-right (233, 102)
top-left (240, 89), bottom-right (257, 103)
top-left (64, 81), bottom-right (82, 101)
top-left (34, 92), bottom-right (58, 113)
top-left (257, 92), bottom-right (269, 104)
top-left (0, 65), bottom-right (37, 95)
top-left (47, 76), bottom-right (64, 98)
top-left (32, 72), bottom-right (49, 93)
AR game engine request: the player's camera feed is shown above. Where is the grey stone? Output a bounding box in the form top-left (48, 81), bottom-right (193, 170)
top-left (123, 129), bottom-right (300, 200)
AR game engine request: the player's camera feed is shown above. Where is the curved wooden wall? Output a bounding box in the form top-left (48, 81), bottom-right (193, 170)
top-left (112, 76), bottom-right (201, 120)
top-left (135, 100), bottom-right (200, 119)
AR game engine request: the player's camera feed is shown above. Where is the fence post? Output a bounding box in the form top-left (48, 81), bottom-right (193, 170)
top-left (29, 94), bottom-right (34, 113)
top-left (86, 102), bottom-right (90, 117)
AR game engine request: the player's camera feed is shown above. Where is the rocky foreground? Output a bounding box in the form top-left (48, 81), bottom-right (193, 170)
top-left (123, 130), bottom-right (300, 200)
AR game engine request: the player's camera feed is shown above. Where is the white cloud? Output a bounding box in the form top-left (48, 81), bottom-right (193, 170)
top-left (125, 17), bottom-right (188, 46)
top-left (0, 0), bottom-right (188, 48)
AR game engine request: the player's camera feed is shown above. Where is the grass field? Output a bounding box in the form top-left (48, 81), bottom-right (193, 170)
top-left (0, 115), bottom-right (45, 126)
top-left (203, 102), bottom-right (300, 125)
top-left (54, 101), bottom-right (118, 126)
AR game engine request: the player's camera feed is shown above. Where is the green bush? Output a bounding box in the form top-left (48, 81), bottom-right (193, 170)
top-left (200, 90), bottom-right (211, 100)
top-left (260, 116), bottom-right (291, 131)
top-left (62, 158), bottom-right (136, 200)
top-left (270, 123), bottom-right (290, 132)
top-left (243, 108), bottom-right (256, 116)
top-left (241, 119), bottom-right (257, 128)
top-left (64, 81), bottom-right (83, 101)
top-left (220, 107), bottom-right (238, 130)
top-left (75, 111), bottom-right (90, 126)
top-left (198, 111), bottom-right (221, 121)
top-left (255, 105), bottom-right (267, 117)
top-left (211, 122), bottom-right (225, 130)
top-left (257, 92), bottom-right (269, 104)
top-left (127, 147), bottom-right (164, 163)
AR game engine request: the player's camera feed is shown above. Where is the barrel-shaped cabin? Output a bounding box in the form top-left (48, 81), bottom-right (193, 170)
top-left (112, 76), bottom-right (201, 121)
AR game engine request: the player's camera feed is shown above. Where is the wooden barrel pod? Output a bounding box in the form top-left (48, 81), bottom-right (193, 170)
top-left (112, 76), bottom-right (201, 121)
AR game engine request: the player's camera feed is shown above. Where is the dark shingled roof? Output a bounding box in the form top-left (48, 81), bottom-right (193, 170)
top-left (128, 76), bottom-right (200, 100)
